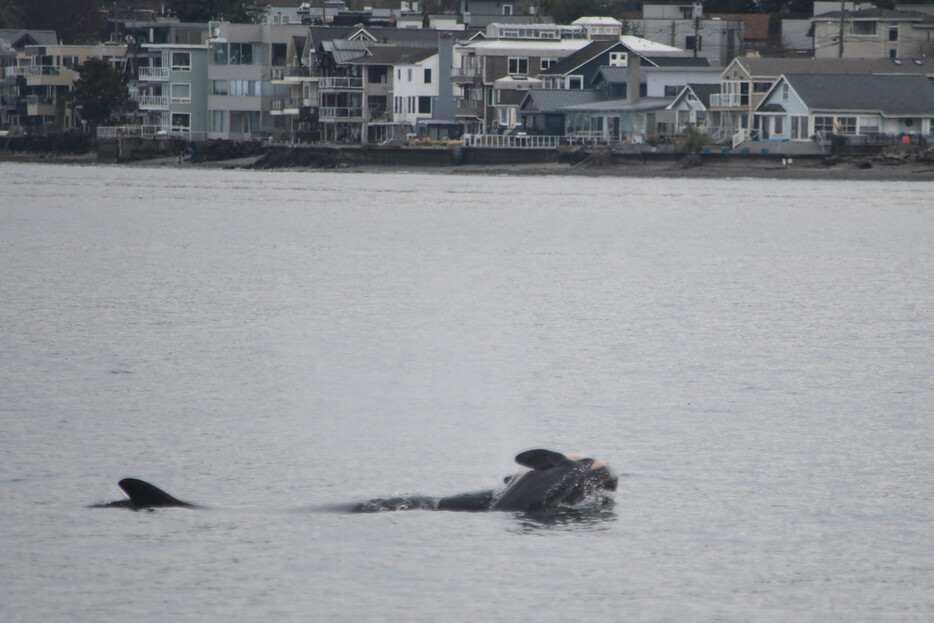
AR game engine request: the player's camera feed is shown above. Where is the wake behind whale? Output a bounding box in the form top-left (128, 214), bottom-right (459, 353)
top-left (95, 449), bottom-right (618, 514)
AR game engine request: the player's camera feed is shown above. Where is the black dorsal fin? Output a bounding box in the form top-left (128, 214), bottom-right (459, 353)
top-left (118, 478), bottom-right (193, 508)
top-left (515, 449), bottom-right (569, 471)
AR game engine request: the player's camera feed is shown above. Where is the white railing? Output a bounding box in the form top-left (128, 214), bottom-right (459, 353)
top-left (319, 106), bottom-right (363, 119)
top-left (270, 67), bottom-right (312, 80)
top-left (5, 66), bottom-right (26, 78)
top-left (732, 128), bottom-right (750, 149)
top-left (270, 98), bottom-right (304, 111)
top-left (710, 92), bottom-right (741, 108)
top-left (451, 67), bottom-right (481, 78)
top-left (96, 125), bottom-right (165, 139)
top-left (138, 95), bottom-right (169, 110)
top-left (139, 67), bottom-right (170, 81)
top-left (462, 134), bottom-right (561, 149)
top-left (318, 76), bottom-right (363, 89)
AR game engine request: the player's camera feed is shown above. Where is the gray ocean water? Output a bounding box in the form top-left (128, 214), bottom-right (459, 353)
top-left (2, 161), bottom-right (933, 621)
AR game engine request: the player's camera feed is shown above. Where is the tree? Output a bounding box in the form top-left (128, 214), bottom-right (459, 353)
top-left (549, 0), bottom-right (613, 24)
top-left (0, 0), bottom-right (106, 43)
top-left (166, 0), bottom-right (255, 23)
top-left (71, 58), bottom-right (129, 130)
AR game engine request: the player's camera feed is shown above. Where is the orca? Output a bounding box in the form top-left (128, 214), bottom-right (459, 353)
top-left (97, 450), bottom-right (616, 513)
top-left (357, 449), bottom-right (617, 513)
top-left (93, 478), bottom-right (196, 509)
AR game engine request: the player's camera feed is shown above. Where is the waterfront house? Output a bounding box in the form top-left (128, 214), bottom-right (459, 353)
top-left (810, 7), bottom-right (934, 59)
top-left (667, 83), bottom-right (719, 133)
top-left (753, 73), bottom-right (934, 144)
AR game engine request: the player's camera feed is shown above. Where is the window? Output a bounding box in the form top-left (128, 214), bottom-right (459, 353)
top-left (853, 22), bottom-right (876, 35)
top-left (508, 57), bottom-right (528, 75)
top-left (211, 110), bottom-right (227, 132)
top-left (773, 116), bottom-right (783, 135)
top-left (171, 52), bottom-right (191, 71)
top-left (211, 79), bottom-right (228, 95)
top-left (890, 48), bottom-right (898, 59)
top-left (229, 80), bottom-right (259, 96)
top-left (171, 113), bottom-right (190, 128)
top-left (889, 27), bottom-right (898, 41)
top-left (753, 81), bottom-right (771, 93)
top-left (837, 116), bottom-right (857, 134)
top-left (272, 43), bottom-right (287, 66)
top-left (567, 75), bottom-right (583, 89)
top-left (229, 43), bottom-right (253, 65)
top-left (541, 57), bottom-right (557, 70)
top-left (502, 4), bottom-right (512, 15)
top-left (686, 36), bottom-right (702, 51)
top-left (791, 115), bottom-right (808, 139)
top-left (664, 85), bottom-right (680, 97)
top-left (814, 116), bottom-right (834, 135)
top-left (859, 117), bottom-right (879, 135)
top-left (424, 68), bottom-right (431, 84)
top-left (212, 42), bottom-right (228, 65)
top-left (170, 83), bottom-right (191, 103)
top-left (609, 52), bottom-right (627, 67)
top-left (782, 82), bottom-right (789, 100)
top-left (407, 68), bottom-right (412, 81)
top-left (418, 96), bottom-right (432, 114)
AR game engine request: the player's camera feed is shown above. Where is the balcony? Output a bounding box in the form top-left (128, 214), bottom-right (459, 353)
top-left (138, 95), bottom-right (169, 110)
top-left (451, 67), bottom-right (482, 84)
top-left (710, 93), bottom-right (742, 108)
top-left (456, 99), bottom-right (482, 115)
top-left (270, 98), bottom-right (304, 114)
top-left (318, 106), bottom-right (363, 121)
top-left (319, 76), bottom-right (363, 90)
top-left (270, 66), bottom-right (312, 82)
top-left (139, 67), bottom-right (170, 81)
top-left (26, 94), bottom-right (55, 115)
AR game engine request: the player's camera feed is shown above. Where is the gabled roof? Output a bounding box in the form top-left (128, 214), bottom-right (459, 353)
top-left (668, 83), bottom-right (719, 109)
top-left (763, 73), bottom-right (934, 116)
top-left (725, 56), bottom-right (934, 80)
top-left (519, 88), bottom-right (607, 113)
top-left (540, 39), bottom-right (623, 76)
top-left (347, 46), bottom-right (437, 65)
top-left (563, 97), bottom-right (672, 113)
top-left (0, 29), bottom-right (58, 50)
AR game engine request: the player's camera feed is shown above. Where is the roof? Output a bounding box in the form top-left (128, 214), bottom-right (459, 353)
top-left (812, 8), bottom-right (933, 22)
top-left (684, 83), bottom-right (719, 108)
top-left (497, 89), bottom-right (529, 106)
top-left (592, 67), bottom-right (646, 85)
top-left (519, 88), bottom-right (607, 113)
top-left (540, 40), bottom-right (621, 76)
top-left (0, 29), bottom-right (59, 50)
top-left (728, 56), bottom-right (934, 79)
top-left (572, 17), bottom-right (622, 26)
top-left (563, 96), bottom-right (673, 113)
top-left (348, 46), bottom-right (437, 65)
top-left (620, 35), bottom-right (682, 54)
top-left (778, 73), bottom-right (934, 116)
top-left (646, 55), bottom-right (710, 67)
top-left (457, 38), bottom-right (591, 55)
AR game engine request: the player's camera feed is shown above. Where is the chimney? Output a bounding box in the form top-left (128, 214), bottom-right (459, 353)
top-left (627, 53), bottom-right (640, 104)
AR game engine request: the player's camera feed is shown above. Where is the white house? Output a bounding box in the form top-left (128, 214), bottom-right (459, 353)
top-left (392, 48), bottom-right (440, 129)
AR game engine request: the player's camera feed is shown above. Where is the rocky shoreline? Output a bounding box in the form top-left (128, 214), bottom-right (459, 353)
top-left (3, 141), bottom-right (934, 181)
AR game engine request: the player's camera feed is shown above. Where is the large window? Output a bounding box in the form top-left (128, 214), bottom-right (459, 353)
top-left (211, 79), bottom-right (228, 95)
top-left (813, 116), bottom-right (834, 135)
top-left (418, 96), bottom-right (432, 114)
top-left (212, 42), bottom-right (228, 65)
top-left (170, 83), bottom-right (191, 103)
top-left (171, 113), bottom-right (190, 129)
top-left (685, 35), bottom-right (702, 51)
top-left (508, 57), bottom-right (528, 76)
top-left (171, 52), bottom-right (191, 71)
top-left (837, 116), bottom-right (857, 134)
top-left (229, 43), bottom-right (253, 65)
top-left (541, 57), bottom-right (557, 71)
top-left (211, 110), bottom-right (227, 132)
top-left (272, 43), bottom-right (287, 66)
top-left (424, 68), bottom-right (431, 84)
top-left (229, 80), bottom-right (259, 96)
top-left (567, 75), bottom-right (583, 89)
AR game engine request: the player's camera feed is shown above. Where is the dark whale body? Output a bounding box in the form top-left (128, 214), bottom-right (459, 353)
top-left (98, 450), bottom-right (616, 513)
top-left (357, 449), bottom-right (618, 513)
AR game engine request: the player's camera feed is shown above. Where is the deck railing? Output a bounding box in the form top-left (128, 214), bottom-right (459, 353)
top-left (462, 134), bottom-right (561, 149)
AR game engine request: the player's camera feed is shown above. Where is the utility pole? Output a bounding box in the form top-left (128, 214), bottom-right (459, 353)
top-left (693, 1), bottom-right (702, 59)
top-left (838, 0), bottom-right (845, 58)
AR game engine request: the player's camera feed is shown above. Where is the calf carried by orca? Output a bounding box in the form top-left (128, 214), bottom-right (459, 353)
top-left (103, 449), bottom-right (617, 513)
